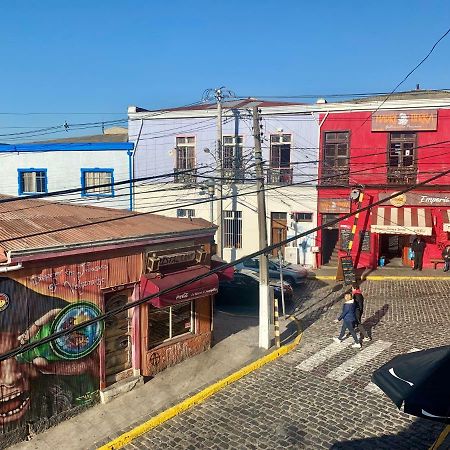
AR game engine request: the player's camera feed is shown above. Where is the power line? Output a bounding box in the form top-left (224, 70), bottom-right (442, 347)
top-left (2, 164), bottom-right (450, 363)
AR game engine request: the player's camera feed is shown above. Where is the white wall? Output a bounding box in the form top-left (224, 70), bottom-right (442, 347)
top-left (0, 151), bottom-right (131, 209)
top-left (134, 183), bottom-right (318, 267)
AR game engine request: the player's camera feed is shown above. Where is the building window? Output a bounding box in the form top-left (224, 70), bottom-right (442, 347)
top-left (322, 132), bottom-right (350, 185)
top-left (18, 169), bottom-right (47, 195)
top-left (223, 210), bottom-right (242, 248)
top-left (268, 134), bottom-right (292, 184)
top-left (81, 169), bottom-right (114, 196)
top-left (177, 209), bottom-right (195, 218)
top-left (174, 136), bottom-right (196, 183)
top-left (387, 132), bottom-right (417, 184)
top-left (292, 212), bottom-right (313, 222)
top-left (222, 136), bottom-right (244, 175)
top-left (148, 302), bottom-right (194, 349)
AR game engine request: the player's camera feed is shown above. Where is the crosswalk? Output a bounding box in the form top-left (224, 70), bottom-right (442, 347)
top-left (295, 340), bottom-right (422, 394)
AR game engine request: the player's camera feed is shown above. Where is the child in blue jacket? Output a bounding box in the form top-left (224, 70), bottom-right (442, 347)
top-left (333, 293), bottom-right (361, 348)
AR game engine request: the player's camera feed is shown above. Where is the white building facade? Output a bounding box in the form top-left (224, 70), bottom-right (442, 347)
top-left (129, 100), bottom-right (320, 267)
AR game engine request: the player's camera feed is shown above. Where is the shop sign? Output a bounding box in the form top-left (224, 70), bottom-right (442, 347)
top-left (379, 192), bottom-right (450, 207)
top-left (318, 198), bottom-right (350, 214)
top-left (175, 286), bottom-right (218, 301)
top-left (372, 109), bottom-right (437, 131)
top-left (159, 251), bottom-right (196, 267)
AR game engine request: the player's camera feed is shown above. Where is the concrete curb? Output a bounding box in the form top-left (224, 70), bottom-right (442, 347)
top-left (309, 275), bottom-right (450, 281)
top-left (98, 323), bottom-right (303, 450)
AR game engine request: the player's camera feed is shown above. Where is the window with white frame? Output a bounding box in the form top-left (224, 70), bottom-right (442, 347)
top-left (223, 210), bottom-right (242, 248)
top-left (175, 136), bottom-right (196, 170)
top-left (81, 169), bottom-right (114, 196)
top-left (18, 169), bottom-right (47, 195)
top-left (222, 135), bottom-right (243, 170)
top-left (148, 302), bottom-right (194, 349)
top-left (176, 209), bottom-right (195, 218)
top-left (269, 134), bottom-right (292, 184)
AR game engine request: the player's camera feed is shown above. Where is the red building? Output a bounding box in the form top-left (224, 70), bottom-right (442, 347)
top-left (316, 91), bottom-right (450, 270)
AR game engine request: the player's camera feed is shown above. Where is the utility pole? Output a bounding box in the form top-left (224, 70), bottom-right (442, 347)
top-left (253, 106), bottom-right (271, 349)
top-left (215, 88), bottom-right (224, 258)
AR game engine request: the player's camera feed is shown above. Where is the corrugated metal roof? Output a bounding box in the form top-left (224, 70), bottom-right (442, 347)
top-left (0, 196), bottom-right (214, 255)
top-left (342, 90), bottom-right (450, 104)
top-left (36, 133), bottom-right (129, 143)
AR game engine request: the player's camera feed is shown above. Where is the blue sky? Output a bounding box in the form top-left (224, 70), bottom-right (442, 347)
top-left (1, 1), bottom-right (450, 141)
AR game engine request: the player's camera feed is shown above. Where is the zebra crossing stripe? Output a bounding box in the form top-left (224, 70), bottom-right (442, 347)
top-left (327, 340), bottom-right (392, 382)
top-left (364, 347), bottom-right (422, 394)
top-left (295, 340), bottom-right (353, 371)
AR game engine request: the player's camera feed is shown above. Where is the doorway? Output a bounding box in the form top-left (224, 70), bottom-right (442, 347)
top-left (271, 212), bottom-right (287, 257)
top-left (104, 290), bottom-right (132, 386)
top-left (321, 214), bottom-right (340, 266)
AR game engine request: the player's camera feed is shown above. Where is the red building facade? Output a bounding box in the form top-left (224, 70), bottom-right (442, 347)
top-left (317, 98), bottom-right (450, 270)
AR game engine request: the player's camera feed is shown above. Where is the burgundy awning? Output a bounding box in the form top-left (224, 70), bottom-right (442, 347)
top-left (211, 255), bottom-right (234, 281)
top-left (140, 265), bottom-right (219, 308)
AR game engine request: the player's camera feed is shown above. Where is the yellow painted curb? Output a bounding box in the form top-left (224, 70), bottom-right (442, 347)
top-left (98, 329), bottom-right (303, 450)
top-left (310, 275), bottom-right (450, 281)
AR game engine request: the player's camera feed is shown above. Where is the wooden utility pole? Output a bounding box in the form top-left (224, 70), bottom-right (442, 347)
top-left (253, 106), bottom-right (271, 349)
top-left (216, 89), bottom-right (223, 257)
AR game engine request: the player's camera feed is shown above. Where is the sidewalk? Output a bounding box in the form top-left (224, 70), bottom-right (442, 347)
top-left (309, 265), bottom-right (450, 280)
top-left (10, 311), bottom-right (295, 450)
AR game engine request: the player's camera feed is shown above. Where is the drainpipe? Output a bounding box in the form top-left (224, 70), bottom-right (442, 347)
top-left (0, 263), bottom-right (23, 273)
top-left (129, 119), bottom-right (144, 211)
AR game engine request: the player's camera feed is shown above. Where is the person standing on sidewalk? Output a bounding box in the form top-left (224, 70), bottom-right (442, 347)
top-left (412, 236), bottom-right (426, 271)
top-left (442, 244), bottom-right (450, 272)
top-left (352, 283), bottom-right (371, 342)
top-left (333, 293), bottom-right (361, 349)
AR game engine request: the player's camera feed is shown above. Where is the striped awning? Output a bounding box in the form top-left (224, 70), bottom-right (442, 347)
top-left (371, 207), bottom-right (433, 236)
top-left (442, 210), bottom-right (450, 232)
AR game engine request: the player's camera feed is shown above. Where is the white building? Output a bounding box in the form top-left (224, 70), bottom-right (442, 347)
top-left (0, 128), bottom-right (134, 209)
top-left (129, 100), bottom-right (320, 267)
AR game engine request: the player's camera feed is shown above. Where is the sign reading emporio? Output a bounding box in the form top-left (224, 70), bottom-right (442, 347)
top-left (379, 192), bottom-right (450, 207)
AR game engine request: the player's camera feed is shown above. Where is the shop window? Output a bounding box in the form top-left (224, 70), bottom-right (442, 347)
top-left (18, 169), bottom-right (47, 195)
top-left (81, 169), bottom-right (114, 196)
top-left (148, 302), bottom-right (194, 349)
top-left (224, 210), bottom-right (242, 248)
top-left (321, 132), bottom-right (350, 185)
top-left (174, 136), bottom-right (196, 183)
top-left (387, 132), bottom-right (417, 184)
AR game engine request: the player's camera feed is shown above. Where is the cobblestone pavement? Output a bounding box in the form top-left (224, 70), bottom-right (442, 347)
top-left (126, 280), bottom-right (450, 450)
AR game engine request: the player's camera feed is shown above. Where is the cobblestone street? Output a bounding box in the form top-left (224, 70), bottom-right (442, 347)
top-left (126, 280), bottom-right (450, 449)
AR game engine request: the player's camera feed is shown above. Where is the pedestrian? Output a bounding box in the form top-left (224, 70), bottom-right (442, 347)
top-left (352, 283), bottom-right (372, 342)
top-left (333, 293), bottom-right (361, 348)
top-left (411, 236), bottom-right (426, 271)
top-left (442, 244), bottom-right (450, 272)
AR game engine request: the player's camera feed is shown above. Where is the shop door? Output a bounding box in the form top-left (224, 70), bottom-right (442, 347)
top-left (271, 212), bottom-right (287, 257)
top-left (104, 290), bottom-right (132, 386)
top-left (321, 214), bottom-right (340, 265)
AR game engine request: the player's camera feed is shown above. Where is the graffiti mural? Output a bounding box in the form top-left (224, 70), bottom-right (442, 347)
top-left (0, 277), bottom-right (103, 443)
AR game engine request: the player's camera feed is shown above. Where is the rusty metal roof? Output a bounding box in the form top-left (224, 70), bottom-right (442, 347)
top-left (0, 195), bottom-right (214, 256)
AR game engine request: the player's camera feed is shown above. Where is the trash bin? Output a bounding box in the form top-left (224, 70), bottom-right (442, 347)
top-left (379, 256), bottom-right (386, 267)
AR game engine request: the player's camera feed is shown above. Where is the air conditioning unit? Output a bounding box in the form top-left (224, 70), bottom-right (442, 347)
top-left (284, 247), bottom-right (299, 265)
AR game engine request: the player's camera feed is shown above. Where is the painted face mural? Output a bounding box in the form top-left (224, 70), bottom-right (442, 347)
top-left (0, 278), bottom-right (102, 433)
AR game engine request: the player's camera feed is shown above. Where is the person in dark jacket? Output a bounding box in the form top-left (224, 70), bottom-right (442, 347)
top-left (411, 236), bottom-right (426, 271)
top-left (333, 293), bottom-right (361, 348)
top-left (442, 245), bottom-right (450, 272)
top-left (352, 284), bottom-right (371, 342)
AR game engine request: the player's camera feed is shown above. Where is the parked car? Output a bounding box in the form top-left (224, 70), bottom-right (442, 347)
top-left (234, 257), bottom-right (308, 286)
top-left (215, 271), bottom-right (293, 311)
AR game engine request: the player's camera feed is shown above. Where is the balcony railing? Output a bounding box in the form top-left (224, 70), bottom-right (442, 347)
top-left (387, 168), bottom-right (417, 185)
top-left (320, 169), bottom-right (350, 186)
top-left (266, 167), bottom-right (293, 185)
top-left (174, 168), bottom-right (197, 184)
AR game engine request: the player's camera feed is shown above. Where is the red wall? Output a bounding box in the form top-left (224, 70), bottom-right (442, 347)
top-left (319, 109), bottom-right (450, 187)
